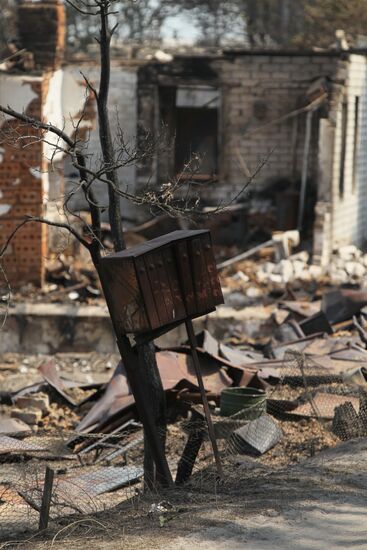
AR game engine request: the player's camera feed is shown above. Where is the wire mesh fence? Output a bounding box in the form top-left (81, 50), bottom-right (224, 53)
top-left (1, 347), bottom-right (367, 541)
top-left (0, 427), bottom-right (145, 539)
top-left (171, 347), bottom-right (367, 481)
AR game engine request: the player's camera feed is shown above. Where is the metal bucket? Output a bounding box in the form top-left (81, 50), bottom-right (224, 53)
top-left (220, 387), bottom-right (266, 420)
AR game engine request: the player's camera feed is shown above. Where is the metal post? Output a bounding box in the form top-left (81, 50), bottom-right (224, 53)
top-left (176, 409), bottom-right (206, 484)
top-left (185, 319), bottom-right (223, 478)
top-left (298, 109), bottom-right (313, 232)
top-left (39, 466), bottom-right (54, 531)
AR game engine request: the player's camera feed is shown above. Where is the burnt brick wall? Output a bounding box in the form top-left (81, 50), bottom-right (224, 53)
top-left (0, 77), bottom-right (47, 287)
top-left (137, 53), bottom-right (338, 204)
top-left (138, 52), bottom-right (367, 258)
top-left (18, 0), bottom-right (65, 70)
top-left (0, 1), bottom-right (66, 288)
top-left (214, 53), bottom-right (338, 204)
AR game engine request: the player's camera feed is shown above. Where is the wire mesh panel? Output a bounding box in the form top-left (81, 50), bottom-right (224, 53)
top-left (214, 349), bottom-right (367, 467)
top-left (168, 347), bottom-right (367, 486)
top-left (0, 429), bottom-right (145, 540)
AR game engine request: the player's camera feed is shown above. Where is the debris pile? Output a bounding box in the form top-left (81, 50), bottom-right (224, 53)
top-left (256, 245), bottom-right (367, 285)
top-left (3, 229), bottom-right (367, 534)
top-left (219, 233), bottom-right (367, 289)
top-left (256, 251), bottom-right (322, 285)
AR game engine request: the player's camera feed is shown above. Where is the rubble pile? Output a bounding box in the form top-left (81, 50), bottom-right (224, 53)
top-left (2, 229), bottom-right (367, 534)
top-left (8, 229), bottom-right (367, 308)
top-left (1, 293), bottom-right (367, 535)
top-left (255, 245), bottom-right (367, 286)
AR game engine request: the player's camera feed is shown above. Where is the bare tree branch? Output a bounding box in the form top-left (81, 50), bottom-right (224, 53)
top-left (0, 217), bottom-right (90, 260)
top-left (0, 103), bottom-right (102, 262)
top-left (96, 0), bottom-right (125, 251)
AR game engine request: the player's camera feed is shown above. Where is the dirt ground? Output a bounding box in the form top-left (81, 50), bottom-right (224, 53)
top-left (1, 346), bottom-right (366, 550)
top-left (1, 437), bottom-right (366, 550)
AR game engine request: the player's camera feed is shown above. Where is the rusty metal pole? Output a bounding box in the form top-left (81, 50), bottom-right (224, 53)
top-left (185, 319), bottom-right (223, 478)
top-left (39, 466), bottom-right (54, 531)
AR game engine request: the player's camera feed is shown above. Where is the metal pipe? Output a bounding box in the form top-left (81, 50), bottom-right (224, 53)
top-left (185, 319), bottom-right (223, 478)
top-left (217, 238), bottom-right (274, 270)
top-left (297, 109), bottom-right (313, 232)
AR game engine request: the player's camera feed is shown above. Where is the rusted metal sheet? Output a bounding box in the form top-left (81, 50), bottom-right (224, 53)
top-left (163, 330), bottom-right (263, 371)
top-left (219, 343), bottom-right (264, 366)
top-left (77, 370), bottom-right (134, 433)
top-left (299, 311), bottom-right (333, 336)
top-left (157, 351), bottom-right (232, 394)
top-left (230, 415), bottom-right (282, 456)
top-left (310, 355), bottom-right (367, 375)
top-left (38, 360), bottom-right (103, 407)
top-left (0, 416), bottom-right (31, 436)
top-left (39, 360), bottom-right (78, 406)
top-left (280, 300), bottom-right (321, 319)
top-left (322, 289), bottom-right (367, 324)
top-left (272, 334), bottom-right (335, 359)
top-left (302, 337), bottom-right (346, 357)
top-left (76, 347), bottom-right (238, 434)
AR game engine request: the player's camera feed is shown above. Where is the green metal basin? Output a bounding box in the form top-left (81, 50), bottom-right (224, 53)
top-left (220, 387), bottom-right (266, 420)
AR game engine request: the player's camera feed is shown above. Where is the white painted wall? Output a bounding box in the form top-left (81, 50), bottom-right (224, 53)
top-left (0, 73), bottom-right (39, 119)
top-left (330, 54), bottom-right (367, 249)
top-left (43, 68), bottom-right (89, 163)
top-left (64, 63), bottom-right (138, 222)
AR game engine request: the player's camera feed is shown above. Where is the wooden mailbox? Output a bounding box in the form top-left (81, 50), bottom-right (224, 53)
top-left (98, 229), bottom-right (223, 338)
top-left (99, 229), bottom-right (225, 478)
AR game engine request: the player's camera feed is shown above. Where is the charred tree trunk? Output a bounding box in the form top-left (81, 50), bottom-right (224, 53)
top-left (0, 0), bottom-right (170, 488)
top-left (137, 341), bottom-right (167, 489)
top-left (96, 1), bottom-right (167, 488)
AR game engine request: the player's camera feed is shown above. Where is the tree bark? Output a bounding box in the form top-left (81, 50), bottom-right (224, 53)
top-left (96, 1), bottom-right (168, 487)
top-left (97, 3), bottom-right (125, 252)
top-left (0, 0), bottom-right (170, 488)
top-left (137, 341), bottom-right (167, 489)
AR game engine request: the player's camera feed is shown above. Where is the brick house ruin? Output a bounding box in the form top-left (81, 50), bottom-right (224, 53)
top-left (3, 3), bottom-right (367, 289)
top-left (0, 0), bottom-right (88, 287)
top-left (136, 50), bottom-right (367, 265)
